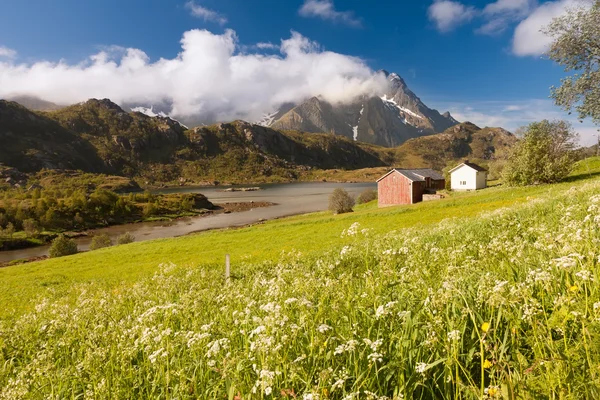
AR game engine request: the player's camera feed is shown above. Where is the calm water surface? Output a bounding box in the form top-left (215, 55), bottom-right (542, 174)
top-left (0, 182), bottom-right (376, 263)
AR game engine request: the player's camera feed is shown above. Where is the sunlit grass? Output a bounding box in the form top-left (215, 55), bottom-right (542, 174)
top-left (1, 172), bottom-right (600, 398)
top-left (1, 158), bottom-right (600, 320)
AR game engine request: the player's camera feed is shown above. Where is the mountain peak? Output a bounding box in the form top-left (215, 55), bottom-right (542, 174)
top-left (84, 98), bottom-right (125, 113)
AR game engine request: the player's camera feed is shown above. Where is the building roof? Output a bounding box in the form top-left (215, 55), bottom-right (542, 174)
top-left (376, 168), bottom-right (445, 183)
top-left (448, 161), bottom-right (487, 173)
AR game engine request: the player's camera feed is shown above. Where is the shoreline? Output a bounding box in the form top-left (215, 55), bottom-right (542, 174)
top-left (0, 201), bottom-right (276, 267)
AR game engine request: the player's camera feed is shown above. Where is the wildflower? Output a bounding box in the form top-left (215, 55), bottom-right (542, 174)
top-left (483, 360), bottom-right (492, 369)
top-left (447, 330), bottom-right (461, 342)
top-left (415, 362), bottom-right (428, 374)
top-left (575, 269), bottom-right (594, 282)
top-left (569, 285), bottom-right (579, 292)
top-left (481, 322), bottom-right (490, 333)
top-left (317, 324), bottom-right (332, 333)
top-left (484, 386), bottom-right (500, 398)
top-left (265, 387), bottom-right (273, 396)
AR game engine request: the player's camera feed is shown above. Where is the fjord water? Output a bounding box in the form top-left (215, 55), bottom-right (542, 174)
top-left (0, 182), bottom-right (376, 263)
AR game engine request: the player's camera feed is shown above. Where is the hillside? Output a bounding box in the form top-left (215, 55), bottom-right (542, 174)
top-left (0, 100), bottom-right (105, 172)
top-left (268, 71), bottom-right (459, 147)
top-left (1, 159), bottom-right (599, 398)
top-left (393, 122), bottom-right (517, 170)
top-left (1, 98), bottom-right (515, 185)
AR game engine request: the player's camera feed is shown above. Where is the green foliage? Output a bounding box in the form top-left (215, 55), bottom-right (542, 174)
top-left (546, 2), bottom-right (600, 126)
top-left (356, 189), bottom-right (377, 204)
top-left (329, 188), bottom-right (355, 214)
top-left (89, 234), bottom-right (113, 251)
top-left (2, 179), bottom-right (600, 397)
top-left (116, 232), bottom-right (135, 245)
top-left (48, 235), bottom-right (78, 258)
top-left (503, 120), bottom-right (577, 186)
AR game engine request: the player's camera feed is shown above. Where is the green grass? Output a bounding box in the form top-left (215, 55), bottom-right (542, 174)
top-left (2, 158), bottom-right (600, 320)
top-left (2, 160), bottom-right (600, 398)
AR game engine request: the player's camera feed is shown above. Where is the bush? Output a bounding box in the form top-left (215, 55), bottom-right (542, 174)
top-left (503, 120), bottom-right (577, 186)
top-left (89, 233), bottom-right (113, 250)
top-left (328, 188), bottom-right (355, 214)
top-left (116, 232), bottom-right (135, 245)
top-left (48, 235), bottom-right (78, 258)
top-left (22, 219), bottom-right (40, 238)
top-left (356, 189), bottom-right (378, 205)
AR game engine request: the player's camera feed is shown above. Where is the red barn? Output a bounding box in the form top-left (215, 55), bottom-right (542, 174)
top-left (377, 168), bottom-right (445, 207)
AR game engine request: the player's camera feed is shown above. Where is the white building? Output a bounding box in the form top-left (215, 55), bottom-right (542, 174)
top-left (449, 161), bottom-right (487, 191)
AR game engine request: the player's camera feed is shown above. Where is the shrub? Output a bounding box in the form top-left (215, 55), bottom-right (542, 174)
top-left (328, 188), bottom-right (355, 214)
top-left (356, 189), bottom-right (378, 204)
top-left (116, 232), bottom-right (135, 245)
top-left (89, 233), bottom-right (113, 250)
top-left (503, 120), bottom-right (577, 186)
top-left (22, 219), bottom-right (40, 238)
top-left (48, 235), bottom-right (78, 258)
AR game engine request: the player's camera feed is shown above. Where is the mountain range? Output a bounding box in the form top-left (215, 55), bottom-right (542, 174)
top-left (0, 97), bottom-right (515, 185)
top-left (7, 71), bottom-right (458, 148)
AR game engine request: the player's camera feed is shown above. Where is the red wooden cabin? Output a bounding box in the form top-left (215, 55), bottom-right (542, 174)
top-left (377, 169), bottom-right (445, 207)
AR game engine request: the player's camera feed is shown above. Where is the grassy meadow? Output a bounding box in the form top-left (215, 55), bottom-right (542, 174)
top-left (1, 157), bottom-right (600, 398)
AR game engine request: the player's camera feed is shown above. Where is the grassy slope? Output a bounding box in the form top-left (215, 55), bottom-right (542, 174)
top-left (2, 157), bottom-right (600, 319)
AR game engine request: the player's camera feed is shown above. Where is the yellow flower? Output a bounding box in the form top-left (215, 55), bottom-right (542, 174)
top-left (487, 386), bottom-right (498, 396)
top-left (483, 360), bottom-right (493, 369)
top-left (481, 322), bottom-right (491, 333)
top-left (569, 285), bottom-right (578, 292)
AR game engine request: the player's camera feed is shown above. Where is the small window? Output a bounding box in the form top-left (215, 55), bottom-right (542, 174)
top-left (460, 181), bottom-right (466, 185)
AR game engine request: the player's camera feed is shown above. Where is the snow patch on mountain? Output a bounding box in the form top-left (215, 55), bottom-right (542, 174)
top-left (131, 106), bottom-right (169, 118)
top-left (257, 110), bottom-right (279, 127)
top-left (130, 106), bottom-right (189, 129)
top-left (398, 106), bottom-right (423, 120)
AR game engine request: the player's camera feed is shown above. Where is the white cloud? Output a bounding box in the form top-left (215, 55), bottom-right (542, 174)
top-left (0, 29), bottom-right (387, 123)
top-left (185, 1), bottom-right (227, 25)
top-left (512, 0), bottom-right (591, 56)
top-left (435, 98), bottom-right (599, 145)
top-left (0, 46), bottom-right (16, 59)
top-left (299, 0), bottom-right (361, 27)
top-left (477, 0), bottom-right (535, 35)
top-left (428, 0), bottom-right (477, 32)
top-left (255, 42), bottom-right (279, 50)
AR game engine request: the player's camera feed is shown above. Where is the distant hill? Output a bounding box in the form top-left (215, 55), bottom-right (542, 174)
top-left (3, 95), bottom-right (64, 111)
top-left (392, 122), bottom-right (517, 170)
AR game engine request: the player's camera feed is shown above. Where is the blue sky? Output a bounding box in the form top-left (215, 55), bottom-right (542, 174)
top-left (0, 0), bottom-right (597, 144)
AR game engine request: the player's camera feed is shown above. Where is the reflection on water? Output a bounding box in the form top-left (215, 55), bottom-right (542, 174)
top-left (0, 182), bottom-right (376, 263)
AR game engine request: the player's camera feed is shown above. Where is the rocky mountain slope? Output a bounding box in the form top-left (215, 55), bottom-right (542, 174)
top-left (0, 99), bottom-right (395, 183)
top-left (0, 100), bottom-right (105, 172)
top-left (266, 71), bottom-right (459, 147)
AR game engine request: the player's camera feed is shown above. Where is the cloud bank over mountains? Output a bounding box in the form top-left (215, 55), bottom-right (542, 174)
top-left (428, 0), bottom-right (592, 56)
top-left (0, 29), bottom-right (387, 123)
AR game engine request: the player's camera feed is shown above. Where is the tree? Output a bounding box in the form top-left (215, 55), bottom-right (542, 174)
top-left (89, 233), bottom-right (113, 250)
top-left (49, 235), bottom-right (78, 258)
top-left (545, 2), bottom-right (600, 126)
top-left (329, 188), bottom-right (355, 214)
top-left (502, 120), bottom-right (578, 186)
top-left (22, 219), bottom-right (40, 238)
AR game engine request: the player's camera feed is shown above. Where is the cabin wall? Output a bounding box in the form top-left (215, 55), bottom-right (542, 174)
top-left (378, 173), bottom-right (412, 207)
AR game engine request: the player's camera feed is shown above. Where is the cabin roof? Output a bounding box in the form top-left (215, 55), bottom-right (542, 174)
top-left (376, 168), bottom-right (445, 183)
top-left (448, 161), bottom-right (487, 173)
